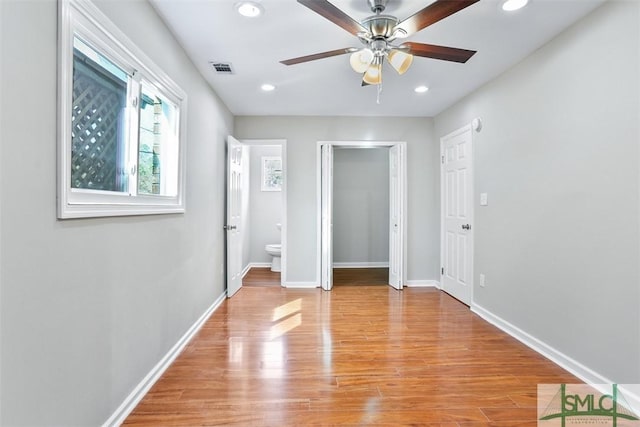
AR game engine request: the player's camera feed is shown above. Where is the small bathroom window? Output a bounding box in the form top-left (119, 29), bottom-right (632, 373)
top-left (261, 157), bottom-right (282, 191)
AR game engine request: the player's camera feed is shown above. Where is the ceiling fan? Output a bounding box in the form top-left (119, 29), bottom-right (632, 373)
top-left (281, 0), bottom-right (480, 86)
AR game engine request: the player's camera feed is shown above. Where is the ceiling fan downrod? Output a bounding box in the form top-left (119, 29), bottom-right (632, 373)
top-left (367, 0), bottom-right (388, 14)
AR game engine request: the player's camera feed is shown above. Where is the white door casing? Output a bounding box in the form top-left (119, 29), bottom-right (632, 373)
top-left (318, 141), bottom-right (406, 290)
top-left (441, 125), bottom-right (474, 305)
top-left (226, 136), bottom-right (244, 298)
top-left (320, 144), bottom-right (334, 291)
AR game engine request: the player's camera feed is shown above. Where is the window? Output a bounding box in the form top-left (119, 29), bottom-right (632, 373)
top-left (261, 157), bottom-right (282, 191)
top-left (58, 0), bottom-right (186, 218)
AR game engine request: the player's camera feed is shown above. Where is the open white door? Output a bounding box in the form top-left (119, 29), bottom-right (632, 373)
top-left (389, 144), bottom-right (405, 290)
top-left (441, 125), bottom-right (474, 305)
top-left (226, 136), bottom-right (244, 298)
top-left (321, 144), bottom-right (334, 291)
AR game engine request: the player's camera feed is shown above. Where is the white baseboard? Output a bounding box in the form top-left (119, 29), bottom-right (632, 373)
top-left (405, 280), bottom-right (440, 288)
top-left (241, 264), bottom-right (251, 278)
top-left (242, 263), bottom-right (272, 278)
top-left (282, 281), bottom-right (319, 289)
top-left (333, 262), bottom-right (389, 268)
top-left (471, 303), bottom-right (640, 414)
top-left (619, 385), bottom-right (640, 415)
top-left (102, 292), bottom-right (227, 427)
top-left (248, 262), bottom-right (271, 269)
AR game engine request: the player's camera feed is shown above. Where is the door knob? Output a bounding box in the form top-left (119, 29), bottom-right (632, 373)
top-left (224, 225), bottom-right (237, 230)
top-left (461, 224), bottom-right (471, 230)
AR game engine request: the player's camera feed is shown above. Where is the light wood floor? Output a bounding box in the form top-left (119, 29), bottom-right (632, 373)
top-left (124, 280), bottom-right (578, 426)
top-left (333, 268), bottom-right (388, 286)
top-left (243, 267), bottom-right (390, 287)
top-left (243, 268), bottom-right (281, 287)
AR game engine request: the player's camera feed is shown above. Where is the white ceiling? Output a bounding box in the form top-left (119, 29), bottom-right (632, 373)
top-left (150, 0), bottom-right (605, 117)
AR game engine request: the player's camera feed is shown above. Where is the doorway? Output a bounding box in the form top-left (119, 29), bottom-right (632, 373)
top-left (317, 141), bottom-right (407, 291)
top-left (225, 137), bottom-right (287, 298)
top-left (333, 147), bottom-right (390, 286)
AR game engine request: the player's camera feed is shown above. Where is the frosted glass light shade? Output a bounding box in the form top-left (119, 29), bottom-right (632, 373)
top-left (363, 62), bottom-right (382, 85)
top-left (349, 49), bottom-right (374, 73)
top-left (388, 50), bottom-right (413, 75)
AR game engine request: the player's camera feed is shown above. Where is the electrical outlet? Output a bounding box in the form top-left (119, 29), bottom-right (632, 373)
top-left (479, 274), bottom-right (486, 287)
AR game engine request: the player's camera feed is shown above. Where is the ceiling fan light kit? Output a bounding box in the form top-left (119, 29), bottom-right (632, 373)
top-left (387, 49), bottom-right (413, 75)
top-left (350, 48), bottom-right (374, 73)
top-left (363, 57), bottom-right (383, 85)
top-left (280, 0), bottom-right (481, 97)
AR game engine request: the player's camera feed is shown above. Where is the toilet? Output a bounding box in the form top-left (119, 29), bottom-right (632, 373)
top-left (265, 244), bottom-right (281, 272)
top-left (265, 223), bottom-right (282, 272)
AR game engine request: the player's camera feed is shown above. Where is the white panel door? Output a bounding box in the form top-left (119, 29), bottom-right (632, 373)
top-left (388, 144), bottom-right (404, 290)
top-left (226, 136), bottom-right (244, 298)
top-left (321, 144), bottom-right (334, 291)
top-left (441, 126), bottom-right (473, 305)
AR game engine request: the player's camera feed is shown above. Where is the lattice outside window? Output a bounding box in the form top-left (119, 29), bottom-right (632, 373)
top-left (58, 0), bottom-right (186, 218)
top-left (72, 40), bottom-right (127, 192)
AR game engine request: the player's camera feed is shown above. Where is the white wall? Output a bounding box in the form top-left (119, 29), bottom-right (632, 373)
top-left (0, 0), bottom-right (233, 425)
top-left (249, 145), bottom-right (282, 264)
top-left (234, 117), bottom-right (439, 285)
top-left (333, 148), bottom-right (389, 265)
top-left (435, 0), bottom-right (639, 384)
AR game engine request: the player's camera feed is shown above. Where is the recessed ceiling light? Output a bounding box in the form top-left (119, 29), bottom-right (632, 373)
top-left (236, 1), bottom-right (263, 17)
top-left (414, 85), bottom-right (429, 94)
top-left (261, 83), bottom-right (275, 92)
top-left (502, 0), bottom-right (529, 12)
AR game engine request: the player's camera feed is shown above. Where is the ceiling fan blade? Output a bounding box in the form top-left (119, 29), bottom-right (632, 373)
top-left (298, 0), bottom-right (368, 36)
top-left (280, 48), bottom-right (357, 66)
top-left (395, 0), bottom-right (480, 38)
top-left (403, 42), bottom-right (476, 63)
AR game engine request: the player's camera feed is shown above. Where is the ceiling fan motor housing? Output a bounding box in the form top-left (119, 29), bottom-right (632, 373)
top-left (362, 15), bottom-right (399, 38)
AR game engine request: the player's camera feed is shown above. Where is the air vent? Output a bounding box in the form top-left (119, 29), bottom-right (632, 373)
top-left (210, 62), bottom-right (234, 74)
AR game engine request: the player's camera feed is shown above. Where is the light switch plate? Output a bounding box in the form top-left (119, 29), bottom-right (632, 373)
top-left (480, 193), bottom-right (488, 206)
top-left (479, 274), bottom-right (486, 287)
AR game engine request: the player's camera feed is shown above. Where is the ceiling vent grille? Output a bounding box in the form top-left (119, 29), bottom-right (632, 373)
top-left (210, 62), bottom-right (234, 74)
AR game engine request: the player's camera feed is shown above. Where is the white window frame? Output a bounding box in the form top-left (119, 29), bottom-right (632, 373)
top-left (261, 156), bottom-right (282, 192)
top-left (57, 0), bottom-right (187, 218)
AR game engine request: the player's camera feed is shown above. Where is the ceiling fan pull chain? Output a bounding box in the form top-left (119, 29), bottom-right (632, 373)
top-left (377, 82), bottom-right (382, 104)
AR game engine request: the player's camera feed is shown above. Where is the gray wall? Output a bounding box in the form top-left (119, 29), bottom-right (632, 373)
top-left (435, 0), bottom-right (639, 383)
top-left (0, 0), bottom-right (233, 425)
top-left (249, 145), bottom-right (282, 264)
top-left (333, 148), bottom-right (389, 265)
top-left (235, 117), bottom-right (439, 284)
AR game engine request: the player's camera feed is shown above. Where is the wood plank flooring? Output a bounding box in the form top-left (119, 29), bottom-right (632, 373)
top-left (333, 268), bottom-right (388, 286)
top-left (243, 268), bottom-right (281, 287)
top-left (124, 282), bottom-right (579, 426)
top-left (243, 267), bottom-right (389, 287)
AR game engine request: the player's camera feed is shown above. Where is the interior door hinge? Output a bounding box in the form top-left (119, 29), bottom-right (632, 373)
top-left (441, 267), bottom-right (444, 275)
top-left (441, 155), bottom-right (444, 164)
